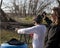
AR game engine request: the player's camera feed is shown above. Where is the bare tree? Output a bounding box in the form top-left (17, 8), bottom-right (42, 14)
top-left (37, 0), bottom-right (52, 14)
top-left (13, 0), bottom-right (19, 15)
top-left (28, 0), bottom-right (33, 16)
top-left (0, 0), bottom-right (3, 19)
top-left (28, 0), bottom-right (52, 16)
top-left (1, 0), bottom-right (54, 17)
top-left (22, 0), bottom-right (27, 17)
top-left (0, 0), bottom-right (3, 8)
top-left (19, 0), bottom-right (23, 17)
top-left (28, 0), bottom-right (39, 16)
top-left (32, 0), bottom-right (39, 15)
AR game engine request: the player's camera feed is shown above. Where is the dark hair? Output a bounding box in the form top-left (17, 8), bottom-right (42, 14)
top-left (34, 15), bottom-right (43, 24)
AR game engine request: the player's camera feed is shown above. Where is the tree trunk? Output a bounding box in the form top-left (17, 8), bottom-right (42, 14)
top-left (57, 0), bottom-right (60, 7)
top-left (0, 0), bottom-right (3, 8)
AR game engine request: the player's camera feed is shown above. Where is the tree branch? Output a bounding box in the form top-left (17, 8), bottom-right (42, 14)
top-left (0, 0), bottom-right (3, 8)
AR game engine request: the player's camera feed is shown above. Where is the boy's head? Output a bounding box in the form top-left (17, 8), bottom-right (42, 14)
top-left (33, 15), bottom-right (43, 25)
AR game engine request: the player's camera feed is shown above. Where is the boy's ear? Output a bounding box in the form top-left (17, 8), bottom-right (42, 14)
top-left (15, 28), bottom-right (19, 31)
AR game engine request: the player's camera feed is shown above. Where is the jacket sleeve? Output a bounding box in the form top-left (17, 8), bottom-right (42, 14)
top-left (45, 27), bottom-right (60, 48)
top-left (17, 26), bottom-right (37, 34)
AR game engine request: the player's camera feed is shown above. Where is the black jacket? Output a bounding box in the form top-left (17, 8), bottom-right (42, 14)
top-left (44, 17), bottom-right (52, 25)
top-left (44, 25), bottom-right (60, 48)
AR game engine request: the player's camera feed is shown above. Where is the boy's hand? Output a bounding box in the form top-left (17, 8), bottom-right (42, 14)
top-left (15, 28), bottom-right (19, 32)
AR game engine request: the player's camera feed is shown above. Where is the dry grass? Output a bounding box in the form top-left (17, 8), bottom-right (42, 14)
top-left (0, 29), bottom-right (32, 48)
top-left (0, 29), bottom-right (20, 44)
